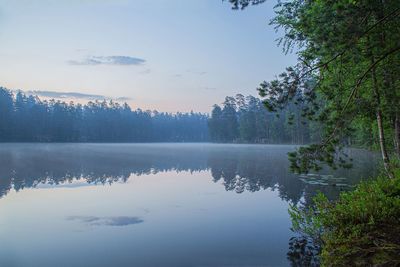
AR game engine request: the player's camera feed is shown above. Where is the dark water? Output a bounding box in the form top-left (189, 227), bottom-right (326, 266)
top-left (0, 143), bottom-right (378, 267)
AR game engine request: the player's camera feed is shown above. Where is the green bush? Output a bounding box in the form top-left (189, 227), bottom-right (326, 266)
top-left (290, 169), bottom-right (400, 266)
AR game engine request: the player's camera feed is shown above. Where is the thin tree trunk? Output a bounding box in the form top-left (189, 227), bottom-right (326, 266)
top-left (395, 113), bottom-right (400, 158)
top-left (366, 27), bottom-right (393, 176)
top-left (370, 58), bottom-right (393, 177)
top-left (376, 109), bottom-right (392, 175)
top-left (377, 8), bottom-right (399, 160)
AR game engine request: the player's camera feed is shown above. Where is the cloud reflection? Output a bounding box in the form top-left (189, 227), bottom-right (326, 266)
top-left (67, 216), bottom-right (144, 226)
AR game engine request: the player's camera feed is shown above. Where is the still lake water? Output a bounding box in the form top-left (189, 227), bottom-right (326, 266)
top-left (0, 143), bottom-right (378, 267)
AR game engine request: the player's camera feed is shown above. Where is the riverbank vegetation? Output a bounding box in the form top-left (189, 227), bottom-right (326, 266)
top-left (289, 168), bottom-right (400, 266)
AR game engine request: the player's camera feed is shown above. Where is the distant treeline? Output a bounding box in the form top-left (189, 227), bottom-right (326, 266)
top-left (0, 87), bottom-right (208, 142)
top-left (208, 94), bottom-right (321, 144)
top-left (0, 86), bottom-right (325, 144)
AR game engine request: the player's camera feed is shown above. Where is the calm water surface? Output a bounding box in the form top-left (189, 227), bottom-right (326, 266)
top-left (0, 143), bottom-right (378, 267)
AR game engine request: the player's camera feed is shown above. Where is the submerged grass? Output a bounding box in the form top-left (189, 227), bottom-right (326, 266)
top-left (290, 168), bottom-right (400, 266)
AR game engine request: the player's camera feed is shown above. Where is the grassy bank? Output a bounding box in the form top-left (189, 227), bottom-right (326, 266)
top-left (290, 169), bottom-right (400, 266)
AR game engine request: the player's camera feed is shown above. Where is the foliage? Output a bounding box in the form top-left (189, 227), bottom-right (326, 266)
top-left (289, 169), bottom-right (400, 266)
top-left (225, 0), bottom-right (266, 10)
top-left (227, 0), bottom-right (400, 173)
top-left (0, 87), bottom-right (209, 142)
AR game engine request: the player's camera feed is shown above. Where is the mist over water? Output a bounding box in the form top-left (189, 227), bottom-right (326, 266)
top-left (0, 143), bottom-right (378, 266)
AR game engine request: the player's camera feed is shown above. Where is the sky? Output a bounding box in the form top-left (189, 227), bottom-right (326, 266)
top-left (0, 0), bottom-right (296, 113)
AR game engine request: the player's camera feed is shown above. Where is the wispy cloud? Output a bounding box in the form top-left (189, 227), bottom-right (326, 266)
top-left (66, 216), bottom-right (144, 226)
top-left (27, 90), bottom-right (132, 101)
top-left (68, 55), bottom-right (146, 66)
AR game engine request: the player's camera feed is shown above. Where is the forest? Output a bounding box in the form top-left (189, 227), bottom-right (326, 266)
top-left (208, 94), bottom-right (321, 144)
top-left (0, 86), bottom-right (326, 145)
top-left (0, 87), bottom-right (209, 142)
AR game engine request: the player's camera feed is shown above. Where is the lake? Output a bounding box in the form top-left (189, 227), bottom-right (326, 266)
top-left (0, 143), bottom-right (378, 267)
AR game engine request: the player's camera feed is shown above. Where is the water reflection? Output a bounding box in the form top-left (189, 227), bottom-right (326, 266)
top-left (0, 143), bottom-right (378, 266)
top-left (287, 236), bottom-right (321, 266)
top-left (66, 216), bottom-right (144, 226)
top-left (0, 143), bottom-right (378, 205)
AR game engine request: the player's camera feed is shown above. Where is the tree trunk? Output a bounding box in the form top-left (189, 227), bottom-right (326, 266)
top-left (376, 109), bottom-right (392, 176)
top-left (395, 113), bottom-right (400, 158)
top-left (361, 1), bottom-right (394, 177)
top-left (369, 49), bottom-right (393, 177)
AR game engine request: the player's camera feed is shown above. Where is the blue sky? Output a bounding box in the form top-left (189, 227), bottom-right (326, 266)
top-left (0, 0), bottom-right (295, 112)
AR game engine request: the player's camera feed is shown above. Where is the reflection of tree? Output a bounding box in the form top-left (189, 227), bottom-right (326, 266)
top-left (287, 236), bottom-right (321, 267)
top-left (0, 144), bottom-right (379, 266)
top-left (208, 146), bottom-right (378, 205)
top-left (0, 144), bottom-right (208, 198)
top-left (208, 147), bottom-right (303, 202)
top-left (0, 145), bottom-right (377, 205)
top-left (205, 146), bottom-right (378, 266)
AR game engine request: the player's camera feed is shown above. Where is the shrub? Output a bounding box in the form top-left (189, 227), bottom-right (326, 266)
top-left (290, 169), bottom-right (400, 266)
